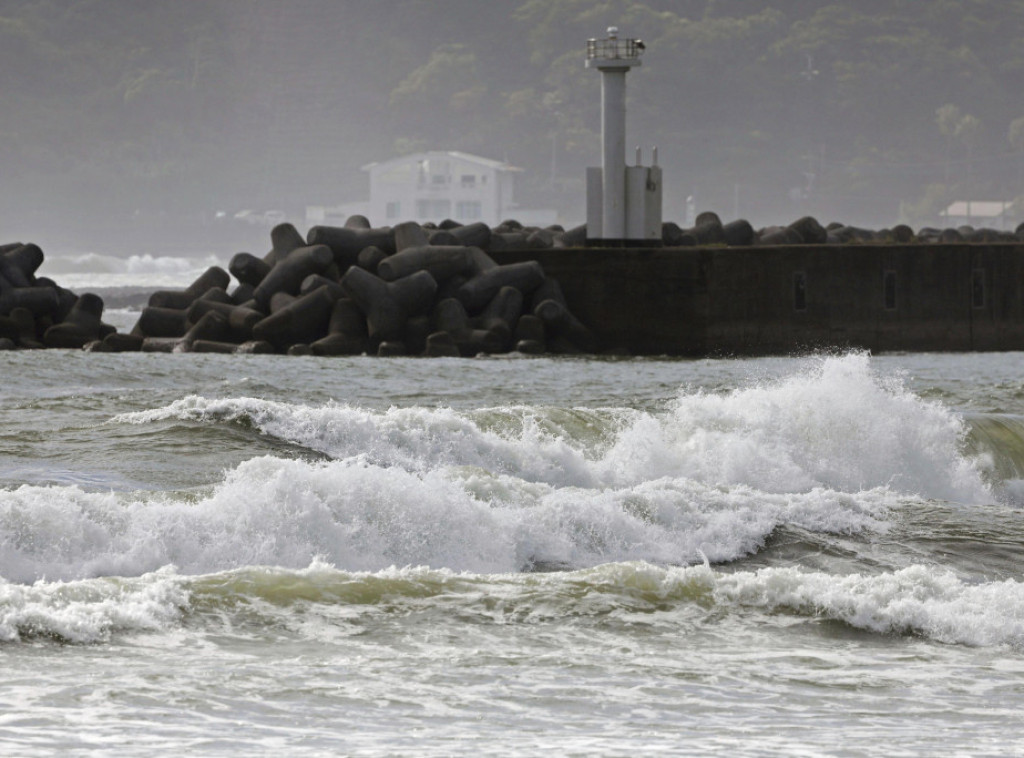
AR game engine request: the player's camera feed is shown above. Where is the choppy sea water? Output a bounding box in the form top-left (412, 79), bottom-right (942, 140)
top-left (2, 344), bottom-right (1024, 756)
top-left (36, 251), bottom-right (232, 291)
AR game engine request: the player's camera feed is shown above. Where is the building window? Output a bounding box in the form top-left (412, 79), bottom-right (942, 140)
top-left (416, 199), bottom-right (452, 219)
top-left (793, 271), bottom-right (807, 312)
top-left (428, 160), bottom-right (450, 185)
top-left (385, 201), bottom-right (401, 220)
top-left (972, 268), bottom-right (986, 308)
top-left (456, 201), bottom-right (481, 220)
top-left (460, 174), bottom-right (476, 188)
top-left (884, 270), bottom-right (897, 310)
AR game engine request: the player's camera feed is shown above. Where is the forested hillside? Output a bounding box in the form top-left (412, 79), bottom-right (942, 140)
top-left (2, 0), bottom-right (1024, 249)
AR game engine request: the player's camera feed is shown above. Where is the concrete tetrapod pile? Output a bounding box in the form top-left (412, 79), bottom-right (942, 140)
top-left (126, 216), bottom-right (598, 357)
top-left (664, 212), bottom-right (1024, 247)
top-left (0, 241), bottom-right (120, 351)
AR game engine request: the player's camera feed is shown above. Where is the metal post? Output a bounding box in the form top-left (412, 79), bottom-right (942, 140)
top-left (601, 68), bottom-right (627, 238)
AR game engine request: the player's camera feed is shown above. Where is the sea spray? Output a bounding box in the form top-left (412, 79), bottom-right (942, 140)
top-left (0, 459), bottom-right (521, 582)
top-left (114, 352), bottom-right (991, 500)
top-left (0, 456), bottom-right (889, 582)
top-left (599, 352), bottom-right (989, 500)
top-left (114, 397), bottom-right (615, 487)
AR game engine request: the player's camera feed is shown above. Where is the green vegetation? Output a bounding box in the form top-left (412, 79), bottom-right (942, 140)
top-left (2, 0), bottom-right (1023, 235)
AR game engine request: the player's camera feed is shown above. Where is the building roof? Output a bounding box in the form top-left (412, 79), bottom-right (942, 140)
top-left (361, 150), bottom-right (523, 173)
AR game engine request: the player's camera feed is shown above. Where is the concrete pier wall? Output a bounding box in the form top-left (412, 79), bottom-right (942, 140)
top-left (492, 243), bottom-right (1024, 356)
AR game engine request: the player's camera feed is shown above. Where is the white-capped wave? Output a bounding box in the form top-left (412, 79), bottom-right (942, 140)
top-left (712, 563), bottom-right (1024, 648)
top-left (0, 567), bottom-right (187, 643)
top-left (113, 352), bottom-right (990, 502)
top-left (114, 396), bottom-right (609, 487)
top-left (1, 353), bottom-right (992, 582)
top-left (7, 561), bottom-right (1021, 649)
top-left (599, 352), bottom-right (986, 500)
top-left (0, 455), bottom-right (887, 582)
top-left (529, 561), bottom-right (1024, 647)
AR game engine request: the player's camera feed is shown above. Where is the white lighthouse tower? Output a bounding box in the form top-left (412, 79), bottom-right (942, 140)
top-left (585, 27), bottom-right (662, 245)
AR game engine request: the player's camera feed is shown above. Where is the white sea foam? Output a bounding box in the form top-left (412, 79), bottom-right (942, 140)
top-left (0, 455), bottom-right (888, 582)
top-left (599, 352), bottom-right (987, 500)
top-left (5, 560), bottom-right (1021, 649)
top-left (39, 252), bottom-right (227, 289)
top-left (708, 563), bottom-right (1024, 648)
top-left (114, 396), bottom-right (609, 487)
top-left (0, 567), bottom-right (188, 643)
top-left (0, 354), bottom-right (992, 582)
top-left (114, 352), bottom-right (990, 501)
top-left (1001, 479), bottom-right (1024, 505)
top-left (534, 561), bottom-right (1024, 647)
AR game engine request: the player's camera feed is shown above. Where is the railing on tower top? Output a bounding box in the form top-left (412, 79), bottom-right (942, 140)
top-left (585, 36), bottom-right (643, 61)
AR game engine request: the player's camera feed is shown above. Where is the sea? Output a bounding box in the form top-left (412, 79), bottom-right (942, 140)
top-left (2, 254), bottom-right (1024, 756)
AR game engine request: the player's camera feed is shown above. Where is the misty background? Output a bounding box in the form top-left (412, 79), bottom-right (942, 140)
top-left (3, 0), bottom-right (1024, 261)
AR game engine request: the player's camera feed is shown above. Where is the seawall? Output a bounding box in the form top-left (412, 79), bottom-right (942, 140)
top-left (492, 242), bottom-right (1024, 356)
top-left (8, 217), bottom-right (1024, 357)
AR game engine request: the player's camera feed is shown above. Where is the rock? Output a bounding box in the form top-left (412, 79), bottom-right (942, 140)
top-left (148, 267), bottom-right (231, 310)
top-left (306, 225), bottom-right (396, 269)
top-left (455, 261), bottom-right (545, 313)
top-left (722, 219), bottom-right (755, 246)
top-left (229, 252), bottom-right (272, 287)
top-left (787, 216), bottom-right (827, 244)
top-left (252, 286), bottom-right (339, 350)
top-left (312, 298), bottom-right (368, 356)
top-left (0, 243), bottom-right (44, 287)
top-left (423, 330), bottom-right (460, 357)
top-left (377, 245), bottom-right (473, 283)
top-left (43, 293), bottom-right (104, 349)
top-left (264, 223), bottom-right (306, 267)
top-left (137, 306), bottom-right (189, 338)
top-left (253, 244), bottom-right (334, 310)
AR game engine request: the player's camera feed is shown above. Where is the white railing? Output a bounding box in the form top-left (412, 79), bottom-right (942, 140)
top-left (586, 37), bottom-right (643, 61)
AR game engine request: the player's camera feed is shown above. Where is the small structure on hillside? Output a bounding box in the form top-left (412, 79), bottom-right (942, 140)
top-left (585, 27), bottom-right (662, 245)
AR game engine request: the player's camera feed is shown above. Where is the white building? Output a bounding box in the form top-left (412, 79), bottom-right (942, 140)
top-left (940, 200), bottom-right (1019, 230)
top-left (308, 150), bottom-right (556, 228)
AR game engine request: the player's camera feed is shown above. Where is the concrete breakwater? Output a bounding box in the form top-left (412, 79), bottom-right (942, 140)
top-left (3, 212), bottom-right (1024, 356)
top-left (495, 241), bottom-right (1024, 356)
top-left (0, 217), bottom-right (597, 356)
